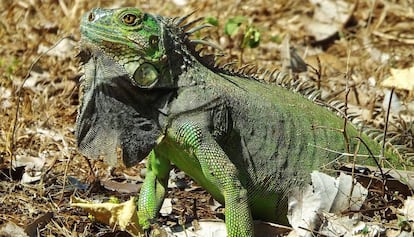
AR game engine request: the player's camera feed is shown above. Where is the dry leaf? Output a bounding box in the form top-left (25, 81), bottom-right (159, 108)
top-left (172, 0), bottom-right (188, 6)
top-left (22, 71), bottom-right (50, 92)
top-left (330, 173), bottom-right (368, 212)
top-left (25, 212), bottom-right (53, 237)
top-left (287, 172), bottom-right (335, 237)
top-left (14, 155), bottom-right (46, 169)
top-left (318, 212), bottom-right (385, 237)
top-left (382, 89), bottom-right (403, 115)
top-left (70, 196), bottom-right (143, 237)
top-left (37, 37), bottom-right (76, 58)
top-left (100, 179), bottom-right (141, 193)
top-left (398, 196), bottom-right (414, 220)
top-left (164, 220), bottom-right (227, 237)
top-left (0, 87), bottom-right (12, 109)
top-left (0, 222), bottom-right (29, 237)
top-left (14, 154), bottom-right (45, 183)
top-left (254, 221), bottom-right (292, 236)
top-left (306, 0), bottom-right (355, 41)
top-left (159, 198), bottom-right (173, 216)
top-left (287, 171), bottom-right (368, 237)
top-left (382, 67), bottom-right (414, 95)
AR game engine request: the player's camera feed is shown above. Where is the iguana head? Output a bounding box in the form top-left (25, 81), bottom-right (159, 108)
top-left (76, 8), bottom-right (178, 167)
top-left (80, 7), bottom-right (168, 88)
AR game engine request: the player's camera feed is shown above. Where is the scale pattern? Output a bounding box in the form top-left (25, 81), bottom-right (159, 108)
top-left (76, 7), bottom-right (405, 237)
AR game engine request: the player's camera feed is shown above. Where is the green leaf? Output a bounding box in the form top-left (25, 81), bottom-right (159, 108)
top-left (205, 16), bottom-right (219, 26)
top-left (270, 34), bottom-right (282, 44)
top-left (109, 196), bottom-right (120, 204)
top-left (361, 225), bottom-right (369, 234)
top-left (224, 16), bottom-right (246, 36)
top-left (242, 26), bottom-right (261, 48)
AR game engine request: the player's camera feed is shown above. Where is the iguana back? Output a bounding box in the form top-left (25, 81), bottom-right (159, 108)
top-left (158, 63), bottom-right (383, 223)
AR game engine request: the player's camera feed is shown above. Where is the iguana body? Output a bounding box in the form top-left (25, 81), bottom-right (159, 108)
top-left (76, 8), bottom-right (400, 236)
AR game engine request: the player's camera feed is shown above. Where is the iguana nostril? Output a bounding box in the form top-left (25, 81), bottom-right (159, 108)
top-left (88, 12), bottom-right (95, 22)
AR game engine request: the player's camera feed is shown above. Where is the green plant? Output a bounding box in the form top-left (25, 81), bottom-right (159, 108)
top-left (224, 16), bottom-right (246, 36)
top-left (360, 225), bottom-right (369, 235)
top-left (224, 16), bottom-right (260, 65)
top-left (205, 16), bottom-right (219, 27)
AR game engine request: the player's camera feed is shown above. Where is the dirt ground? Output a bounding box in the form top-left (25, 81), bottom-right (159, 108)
top-left (1, 0), bottom-right (414, 236)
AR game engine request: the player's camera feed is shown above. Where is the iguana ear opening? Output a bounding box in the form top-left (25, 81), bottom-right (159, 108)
top-left (124, 61), bottom-right (159, 88)
top-left (133, 63), bottom-right (159, 88)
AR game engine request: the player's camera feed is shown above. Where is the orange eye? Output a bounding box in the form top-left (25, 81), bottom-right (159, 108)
top-left (122, 13), bottom-right (137, 25)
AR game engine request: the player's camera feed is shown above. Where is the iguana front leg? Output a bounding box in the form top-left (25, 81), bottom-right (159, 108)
top-left (170, 120), bottom-right (254, 237)
top-left (137, 150), bottom-right (171, 229)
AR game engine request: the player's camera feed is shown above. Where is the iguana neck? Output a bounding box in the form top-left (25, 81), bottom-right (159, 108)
top-left (159, 16), bottom-right (215, 87)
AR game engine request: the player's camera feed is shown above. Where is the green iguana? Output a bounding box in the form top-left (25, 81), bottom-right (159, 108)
top-left (76, 7), bottom-right (404, 237)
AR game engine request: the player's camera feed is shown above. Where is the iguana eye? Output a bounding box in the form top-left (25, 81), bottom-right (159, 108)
top-left (122, 13), bottom-right (138, 26)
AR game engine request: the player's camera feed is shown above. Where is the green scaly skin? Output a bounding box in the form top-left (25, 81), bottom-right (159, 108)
top-left (76, 8), bottom-right (402, 236)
